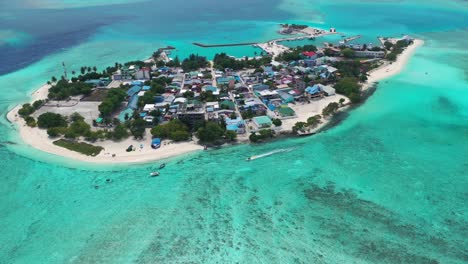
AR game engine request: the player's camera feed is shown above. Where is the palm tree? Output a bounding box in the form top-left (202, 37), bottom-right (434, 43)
top-left (93, 66), bottom-right (97, 72)
top-left (71, 70), bottom-right (76, 76)
top-left (87, 67), bottom-right (91, 73)
top-left (80, 67), bottom-right (85, 74)
top-left (51, 76), bottom-right (57, 82)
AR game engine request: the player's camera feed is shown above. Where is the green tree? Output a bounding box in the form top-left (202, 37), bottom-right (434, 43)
top-left (197, 122), bottom-right (225, 144)
top-left (307, 115), bottom-right (322, 128)
top-left (170, 130), bottom-right (191, 141)
top-left (225, 130), bottom-right (237, 142)
top-left (112, 124), bottom-right (129, 140)
top-left (47, 127), bottom-right (62, 137)
top-left (69, 119), bottom-right (91, 136)
top-left (18, 103), bottom-right (35, 116)
top-left (386, 52), bottom-right (397, 61)
top-left (25, 116), bottom-right (36, 127)
top-left (98, 88), bottom-right (126, 117)
top-left (32, 100), bottom-right (44, 110)
top-left (37, 112), bottom-right (68, 128)
top-left (151, 120), bottom-right (190, 141)
top-left (272, 118), bottom-right (282, 127)
top-left (334, 77), bottom-right (361, 103)
top-left (339, 98), bottom-right (345, 106)
top-left (322, 102), bottom-right (340, 116)
top-left (342, 48), bottom-right (355, 58)
top-left (384, 41), bottom-right (394, 50)
top-left (292, 121), bottom-right (307, 134)
top-left (249, 132), bottom-right (259, 143)
top-left (129, 118), bottom-right (146, 139)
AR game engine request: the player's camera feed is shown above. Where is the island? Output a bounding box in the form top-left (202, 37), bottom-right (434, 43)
top-left (7, 26), bottom-right (424, 164)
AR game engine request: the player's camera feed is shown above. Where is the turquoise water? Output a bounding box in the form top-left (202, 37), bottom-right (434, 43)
top-left (1, 0), bottom-right (467, 263)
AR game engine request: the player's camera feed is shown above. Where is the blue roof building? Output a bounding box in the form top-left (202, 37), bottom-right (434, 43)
top-left (131, 81), bottom-right (143, 86)
top-left (127, 85), bottom-right (141, 97)
top-left (305, 85), bottom-right (320, 95)
top-left (128, 94), bottom-right (139, 110)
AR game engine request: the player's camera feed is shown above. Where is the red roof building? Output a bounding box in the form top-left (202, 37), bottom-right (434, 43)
top-left (302, 51), bottom-right (317, 57)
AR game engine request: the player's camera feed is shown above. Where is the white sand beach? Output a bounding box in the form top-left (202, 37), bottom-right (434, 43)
top-left (364, 39), bottom-right (424, 90)
top-left (280, 94), bottom-right (349, 134)
top-left (7, 94), bottom-right (203, 164)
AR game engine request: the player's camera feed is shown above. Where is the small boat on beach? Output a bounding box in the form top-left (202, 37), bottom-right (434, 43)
top-left (150, 172), bottom-right (160, 177)
top-left (159, 163), bottom-right (166, 169)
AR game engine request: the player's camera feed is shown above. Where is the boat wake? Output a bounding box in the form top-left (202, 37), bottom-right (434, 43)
top-left (246, 148), bottom-right (295, 161)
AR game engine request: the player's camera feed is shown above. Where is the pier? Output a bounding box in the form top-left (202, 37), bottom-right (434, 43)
top-left (193, 42), bottom-right (257, 48)
top-left (339, 35), bottom-right (361, 44)
top-left (191, 27), bottom-right (340, 63)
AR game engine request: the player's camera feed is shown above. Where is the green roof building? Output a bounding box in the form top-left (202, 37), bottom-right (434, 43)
top-left (253, 116), bottom-right (272, 128)
top-left (277, 106), bottom-right (295, 117)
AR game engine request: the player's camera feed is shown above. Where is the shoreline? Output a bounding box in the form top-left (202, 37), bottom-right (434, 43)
top-left (6, 39), bottom-right (424, 164)
top-left (363, 39), bottom-right (424, 90)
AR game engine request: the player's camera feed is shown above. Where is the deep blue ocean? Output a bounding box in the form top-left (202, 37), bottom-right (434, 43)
top-left (0, 0), bottom-right (467, 263)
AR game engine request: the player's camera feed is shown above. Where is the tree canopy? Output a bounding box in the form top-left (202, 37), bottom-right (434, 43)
top-left (48, 80), bottom-right (92, 100)
top-left (196, 122), bottom-right (225, 144)
top-left (37, 112), bottom-right (68, 128)
top-left (98, 88), bottom-right (127, 117)
top-left (181, 54), bottom-right (209, 72)
top-left (334, 77), bottom-right (361, 103)
top-left (151, 120), bottom-right (190, 142)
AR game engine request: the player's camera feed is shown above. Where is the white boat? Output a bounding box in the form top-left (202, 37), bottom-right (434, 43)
top-left (150, 172), bottom-right (160, 177)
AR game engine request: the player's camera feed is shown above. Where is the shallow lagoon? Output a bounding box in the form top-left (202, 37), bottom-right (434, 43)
top-left (0, 0), bottom-right (467, 263)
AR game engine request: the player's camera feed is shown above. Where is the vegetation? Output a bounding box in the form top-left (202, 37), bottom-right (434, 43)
top-left (384, 41), bottom-right (394, 50)
top-left (18, 103), bottom-right (35, 117)
top-left (151, 120), bottom-right (190, 142)
top-left (322, 102), bottom-right (340, 116)
top-left (112, 124), bottom-right (129, 140)
top-left (181, 54), bottom-right (209, 72)
top-left (307, 115), bottom-right (322, 128)
top-left (333, 61), bottom-right (363, 79)
top-left (18, 100), bottom-right (44, 119)
top-left (213, 53), bottom-right (272, 70)
top-left (197, 121), bottom-right (225, 145)
top-left (48, 79), bottom-right (92, 100)
top-left (272, 118), bottom-right (282, 127)
top-left (281, 24), bottom-right (308, 30)
top-left (334, 77), bottom-right (362, 103)
top-left (292, 122), bottom-right (308, 134)
top-left (37, 112), bottom-right (68, 129)
top-left (341, 48), bottom-right (356, 58)
top-left (225, 130), bottom-right (237, 142)
top-left (276, 45), bottom-right (317, 62)
top-left (129, 118), bottom-right (146, 139)
top-left (98, 88), bottom-right (127, 117)
top-left (53, 139), bottom-right (103, 156)
top-left (24, 116), bottom-right (36, 127)
top-left (249, 129), bottom-right (273, 143)
top-left (386, 40), bottom-right (411, 61)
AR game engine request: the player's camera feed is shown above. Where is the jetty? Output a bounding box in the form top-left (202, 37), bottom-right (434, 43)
top-left (339, 35), bottom-right (361, 44)
top-left (193, 42), bottom-right (257, 48)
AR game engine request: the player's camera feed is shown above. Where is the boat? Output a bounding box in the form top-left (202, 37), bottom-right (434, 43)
top-left (150, 172), bottom-right (160, 177)
top-left (159, 163), bottom-right (166, 169)
top-left (246, 148), bottom-right (295, 161)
